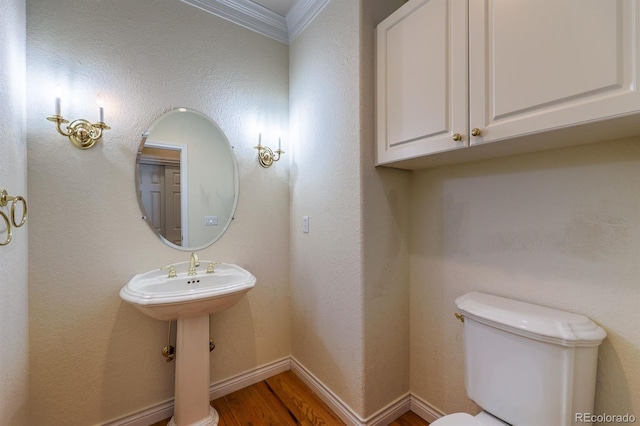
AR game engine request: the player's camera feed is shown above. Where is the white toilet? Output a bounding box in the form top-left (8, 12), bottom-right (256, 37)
top-left (432, 292), bottom-right (606, 426)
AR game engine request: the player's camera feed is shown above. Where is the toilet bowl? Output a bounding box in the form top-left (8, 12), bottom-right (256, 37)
top-left (431, 292), bottom-right (606, 426)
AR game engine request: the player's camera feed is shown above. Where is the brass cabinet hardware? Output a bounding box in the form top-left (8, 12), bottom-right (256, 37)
top-left (452, 133), bottom-right (462, 141)
top-left (455, 312), bottom-right (465, 322)
top-left (471, 128), bottom-right (482, 137)
top-left (209, 339), bottom-right (216, 352)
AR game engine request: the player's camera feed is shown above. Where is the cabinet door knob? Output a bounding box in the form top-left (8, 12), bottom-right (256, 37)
top-left (471, 128), bottom-right (482, 137)
top-left (452, 133), bottom-right (462, 141)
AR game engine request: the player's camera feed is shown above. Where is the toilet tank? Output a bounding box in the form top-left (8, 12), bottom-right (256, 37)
top-left (456, 292), bottom-right (606, 426)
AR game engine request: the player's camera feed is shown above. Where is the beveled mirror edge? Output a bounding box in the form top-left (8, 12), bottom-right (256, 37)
top-left (135, 107), bottom-right (240, 251)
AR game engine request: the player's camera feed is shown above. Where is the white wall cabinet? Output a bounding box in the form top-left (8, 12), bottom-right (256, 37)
top-left (377, 0), bottom-right (640, 169)
top-left (376, 0), bottom-right (468, 165)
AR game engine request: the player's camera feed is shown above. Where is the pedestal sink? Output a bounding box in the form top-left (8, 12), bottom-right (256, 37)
top-left (120, 261), bottom-right (256, 426)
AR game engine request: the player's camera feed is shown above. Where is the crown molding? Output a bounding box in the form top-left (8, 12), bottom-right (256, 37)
top-left (180, 0), bottom-right (329, 45)
top-left (181, 0), bottom-right (288, 43)
top-left (286, 0), bottom-right (330, 43)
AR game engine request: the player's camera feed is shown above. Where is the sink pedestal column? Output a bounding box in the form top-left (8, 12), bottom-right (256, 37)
top-left (168, 315), bottom-right (219, 426)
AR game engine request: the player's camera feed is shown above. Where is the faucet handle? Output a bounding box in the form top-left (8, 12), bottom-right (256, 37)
top-left (206, 262), bottom-right (221, 274)
top-left (161, 265), bottom-right (177, 278)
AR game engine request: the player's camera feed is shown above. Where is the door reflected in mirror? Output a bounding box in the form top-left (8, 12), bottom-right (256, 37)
top-left (136, 108), bottom-right (238, 250)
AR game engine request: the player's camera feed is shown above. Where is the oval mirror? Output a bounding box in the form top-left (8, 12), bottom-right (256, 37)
top-left (136, 108), bottom-right (238, 250)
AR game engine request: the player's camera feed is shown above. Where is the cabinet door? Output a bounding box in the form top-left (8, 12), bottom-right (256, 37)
top-left (376, 0), bottom-right (468, 166)
top-left (469, 0), bottom-right (640, 146)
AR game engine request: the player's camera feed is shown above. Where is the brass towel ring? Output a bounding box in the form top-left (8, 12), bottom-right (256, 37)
top-left (0, 189), bottom-right (27, 247)
top-left (0, 211), bottom-right (11, 246)
top-left (0, 189), bottom-right (27, 228)
top-left (10, 195), bottom-right (27, 227)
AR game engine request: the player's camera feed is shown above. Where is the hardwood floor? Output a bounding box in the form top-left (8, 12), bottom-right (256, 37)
top-left (388, 411), bottom-right (430, 426)
top-left (150, 370), bottom-right (429, 425)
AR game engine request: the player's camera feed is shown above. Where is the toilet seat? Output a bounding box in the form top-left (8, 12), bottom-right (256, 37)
top-left (431, 411), bottom-right (510, 426)
top-left (431, 413), bottom-right (481, 426)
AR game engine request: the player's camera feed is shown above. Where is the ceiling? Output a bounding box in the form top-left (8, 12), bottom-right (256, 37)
top-left (180, 0), bottom-right (329, 44)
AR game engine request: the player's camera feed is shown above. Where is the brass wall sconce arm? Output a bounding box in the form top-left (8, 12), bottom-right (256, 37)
top-left (47, 91), bottom-right (110, 149)
top-left (254, 134), bottom-right (284, 168)
top-left (47, 115), bottom-right (110, 149)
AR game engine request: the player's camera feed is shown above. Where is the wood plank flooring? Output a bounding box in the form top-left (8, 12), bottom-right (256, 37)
top-left (151, 370), bottom-right (428, 425)
top-left (388, 411), bottom-right (430, 426)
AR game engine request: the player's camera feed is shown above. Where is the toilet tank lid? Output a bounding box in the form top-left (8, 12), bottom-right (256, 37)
top-left (456, 292), bottom-right (606, 347)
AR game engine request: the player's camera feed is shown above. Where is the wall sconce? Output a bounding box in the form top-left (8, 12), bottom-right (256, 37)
top-left (254, 133), bottom-right (284, 168)
top-left (46, 91), bottom-right (110, 149)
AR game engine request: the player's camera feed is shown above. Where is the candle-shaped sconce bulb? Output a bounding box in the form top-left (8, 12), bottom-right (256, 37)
top-left (54, 85), bottom-right (62, 116)
top-left (96, 94), bottom-right (105, 123)
top-left (258, 133), bottom-right (262, 147)
top-left (278, 137), bottom-right (281, 152)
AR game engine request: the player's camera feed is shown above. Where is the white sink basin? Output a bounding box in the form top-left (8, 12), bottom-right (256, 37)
top-left (120, 262), bottom-right (256, 321)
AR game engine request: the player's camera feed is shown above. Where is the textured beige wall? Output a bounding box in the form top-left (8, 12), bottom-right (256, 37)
top-left (26, 0), bottom-right (290, 424)
top-left (360, 0), bottom-right (412, 418)
top-left (289, 0), bottom-right (366, 414)
top-left (410, 138), bottom-right (640, 420)
top-left (0, 0), bottom-right (29, 424)
top-left (289, 0), bottom-right (410, 419)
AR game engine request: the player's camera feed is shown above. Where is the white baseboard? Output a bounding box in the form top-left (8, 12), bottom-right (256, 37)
top-left (102, 399), bottom-right (174, 426)
top-left (209, 357), bottom-right (290, 400)
top-left (411, 394), bottom-right (446, 424)
top-left (290, 357), bottom-right (417, 426)
top-left (290, 357), bottom-right (367, 425)
top-left (366, 394), bottom-right (412, 426)
top-left (102, 357), bottom-right (290, 426)
top-left (102, 356), bottom-right (442, 426)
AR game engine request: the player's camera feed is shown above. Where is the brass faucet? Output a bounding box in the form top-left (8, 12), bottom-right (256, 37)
top-left (188, 252), bottom-right (200, 276)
